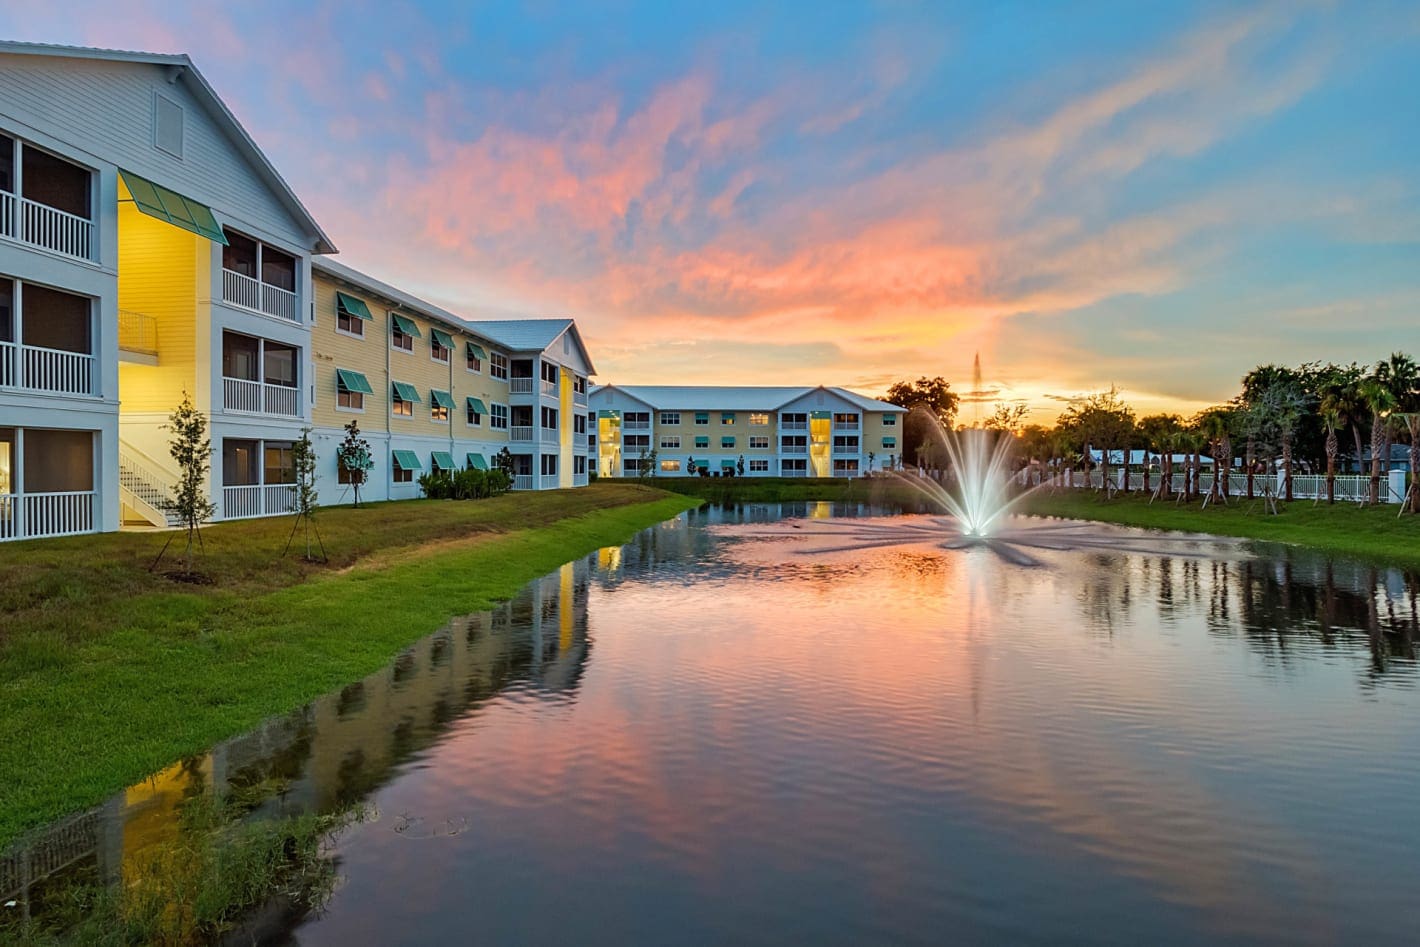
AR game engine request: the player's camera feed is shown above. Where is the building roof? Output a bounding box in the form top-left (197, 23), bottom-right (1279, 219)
top-left (470, 318), bottom-right (574, 351)
top-left (590, 384), bottom-right (907, 413)
top-left (0, 41), bottom-right (337, 254)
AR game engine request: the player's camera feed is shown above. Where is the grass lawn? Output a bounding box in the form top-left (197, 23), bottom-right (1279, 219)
top-left (0, 484), bottom-right (699, 849)
top-left (1020, 489), bottom-right (1420, 569)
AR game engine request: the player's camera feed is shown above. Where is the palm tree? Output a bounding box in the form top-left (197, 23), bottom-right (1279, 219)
top-left (1360, 375), bottom-right (1397, 505)
top-left (1316, 365), bottom-right (1363, 504)
top-left (1376, 353), bottom-right (1419, 504)
top-left (1319, 402), bottom-right (1342, 504)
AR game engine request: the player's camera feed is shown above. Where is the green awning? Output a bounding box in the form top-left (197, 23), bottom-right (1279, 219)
top-left (466, 453), bottom-right (489, 470)
top-left (694, 412), bottom-right (710, 423)
top-left (119, 170), bottom-right (227, 245)
top-left (392, 381), bottom-right (420, 403)
top-left (882, 437), bottom-right (897, 448)
top-left (430, 389), bottom-right (454, 409)
top-left (694, 437), bottom-right (709, 448)
top-left (391, 314), bottom-right (421, 338)
top-left (431, 451), bottom-right (456, 470)
top-left (335, 292), bottom-right (373, 321)
top-left (722, 413), bottom-right (736, 422)
top-left (430, 327), bottom-right (455, 349)
top-left (721, 459), bottom-right (737, 467)
top-left (466, 397), bottom-right (489, 415)
top-left (810, 410), bottom-right (832, 419)
top-left (467, 342), bottom-right (488, 360)
top-left (598, 410), bottom-right (621, 419)
top-left (336, 369), bottom-right (373, 394)
top-left (721, 437), bottom-right (735, 448)
top-left (392, 450), bottom-right (421, 470)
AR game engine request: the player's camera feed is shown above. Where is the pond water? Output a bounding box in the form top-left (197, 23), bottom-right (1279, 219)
top-left (4, 503), bottom-right (1419, 945)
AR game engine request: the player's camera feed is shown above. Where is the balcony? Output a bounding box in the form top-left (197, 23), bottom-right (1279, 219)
top-left (510, 425), bottom-right (534, 442)
top-left (540, 474), bottom-right (560, 489)
top-left (780, 467), bottom-right (808, 478)
top-left (222, 484), bottom-right (296, 520)
top-left (541, 379), bottom-right (559, 397)
top-left (0, 341), bottom-right (95, 396)
top-left (540, 427), bottom-right (559, 444)
top-left (573, 388), bottom-right (588, 406)
top-left (118, 310), bottom-right (158, 357)
top-left (623, 420), bottom-right (651, 431)
top-left (0, 491), bottom-right (96, 541)
top-left (0, 191), bottom-right (96, 263)
top-left (510, 377), bottom-right (535, 395)
top-left (222, 377), bottom-right (300, 417)
top-left (512, 474), bottom-right (534, 491)
top-left (833, 420), bottom-right (859, 432)
top-left (780, 443), bottom-right (807, 454)
top-left (221, 268), bottom-right (298, 323)
top-left (832, 445), bottom-right (860, 456)
top-left (780, 420), bottom-right (808, 431)
top-left (574, 433), bottom-right (589, 449)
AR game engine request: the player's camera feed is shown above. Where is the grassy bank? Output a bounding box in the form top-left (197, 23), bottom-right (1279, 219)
top-left (653, 475), bottom-right (927, 505)
top-left (0, 484), bottom-right (698, 849)
top-left (1020, 490), bottom-right (1420, 569)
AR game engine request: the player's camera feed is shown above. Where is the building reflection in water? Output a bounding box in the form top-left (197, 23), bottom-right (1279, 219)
top-left (0, 559), bottom-right (594, 920)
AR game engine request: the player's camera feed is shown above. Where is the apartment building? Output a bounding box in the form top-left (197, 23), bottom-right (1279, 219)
top-left (0, 42), bottom-right (593, 543)
top-left (589, 385), bottom-right (906, 478)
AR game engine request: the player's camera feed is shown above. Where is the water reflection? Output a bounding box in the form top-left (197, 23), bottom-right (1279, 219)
top-left (4, 505), bottom-right (1418, 946)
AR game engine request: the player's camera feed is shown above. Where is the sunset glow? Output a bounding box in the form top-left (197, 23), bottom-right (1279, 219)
top-left (5, 2), bottom-right (1417, 420)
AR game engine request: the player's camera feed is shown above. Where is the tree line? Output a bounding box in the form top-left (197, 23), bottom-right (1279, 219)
top-left (884, 353), bottom-right (1420, 511)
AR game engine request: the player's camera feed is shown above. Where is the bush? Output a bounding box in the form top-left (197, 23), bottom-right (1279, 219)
top-left (418, 467), bottom-right (512, 500)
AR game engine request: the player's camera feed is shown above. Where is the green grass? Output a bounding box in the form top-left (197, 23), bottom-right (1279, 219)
top-left (1020, 489), bottom-right (1420, 569)
top-left (0, 484), bottom-right (699, 849)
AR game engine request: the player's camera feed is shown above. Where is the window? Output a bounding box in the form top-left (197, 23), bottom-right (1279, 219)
top-left (694, 436), bottom-right (709, 449)
top-left (721, 436), bottom-right (735, 448)
top-left (749, 436), bottom-right (769, 449)
top-left (336, 376), bottom-right (364, 411)
top-left (721, 413), bottom-right (735, 425)
top-left (659, 412), bottom-right (681, 426)
top-left (660, 436), bottom-right (681, 449)
top-left (833, 412), bottom-right (859, 426)
top-left (574, 414), bottom-right (587, 435)
top-left (834, 458), bottom-right (860, 474)
top-left (625, 434), bottom-right (650, 450)
top-left (466, 341), bottom-right (485, 373)
top-left (467, 399), bottom-right (483, 427)
top-left (781, 458), bottom-right (807, 473)
top-left (749, 459), bottom-right (770, 472)
top-left (490, 403), bottom-right (509, 430)
top-left (391, 318), bottom-right (415, 352)
top-left (21, 145), bottom-right (91, 219)
top-left (625, 411), bottom-right (650, 428)
top-left (573, 375), bottom-right (587, 394)
top-left (833, 436), bottom-right (860, 451)
top-left (264, 342), bottom-right (296, 388)
top-left (336, 294), bottom-right (367, 337)
top-left (883, 414), bottom-right (897, 427)
top-left (541, 405), bottom-right (558, 429)
top-left (694, 412), bottom-right (710, 426)
top-left (541, 360), bottom-right (560, 384)
top-left (541, 454), bottom-right (558, 476)
top-left (430, 328), bottom-right (453, 363)
top-left (154, 93), bottom-right (184, 158)
top-left (782, 412), bottom-right (807, 426)
top-left (264, 442), bottom-right (296, 485)
top-left (623, 458), bottom-right (642, 474)
top-left (431, 389), bottom-right (453, 423)
top-left (222, 439), bottom-right (260, 486)
top-left (660, 459), bottom-right (682, 473)
top-left (750, 413), bottom-right (770, 426)
top-left (575, 455), bottom-right (587, 475)
top-left (20, 428), bottom-right (94, 492)
top-left (882, 437), bottom-right (897, 448)
top-left (490, 352), bottom-right (508, 379)
top-left (391, 381), bottom-right (418, 417)
top-left (22, 284), bottom-right (92, 354)
top-left (222, 332), bottom-right (259, 381)
top-left (338, 458), bottom-right (357, 484)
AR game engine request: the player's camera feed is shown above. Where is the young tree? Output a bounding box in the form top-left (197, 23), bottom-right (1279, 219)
top-left (984, 402), bottom-right (1028, 434)
top-left (493, 447), bottom-right (515, 479)
top-left (636, 446), bottom-right (658, 480)
top-left (866, 450), bottom-right (876, 474)
top-left (159, 392), bottom-right (216, 577)
top-left (285, 428), bottom-right (325, 562)
top-left (886, 377), bottom-right (960, 469)
top-left (336, 419), bottom-right (374, 508)
top-left (736, 454), bottom-right (746, 477)
top-left (1058, 387), bottom-right (1135, 498)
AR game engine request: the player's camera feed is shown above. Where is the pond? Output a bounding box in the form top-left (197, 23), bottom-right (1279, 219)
top-left (4, 502), bottom-right (1419, 945)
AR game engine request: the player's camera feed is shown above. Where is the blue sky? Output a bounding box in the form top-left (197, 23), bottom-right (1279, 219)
top-left (4, 1), bottom-right (1418, 419)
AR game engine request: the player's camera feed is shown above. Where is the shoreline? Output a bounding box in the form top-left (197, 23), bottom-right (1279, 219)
top-left (0, 485), bottom-right (699, 849)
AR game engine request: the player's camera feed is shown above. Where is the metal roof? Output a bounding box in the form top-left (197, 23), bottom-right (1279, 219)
top-left (590, 385), bottom-right (907, 413)
top-left (0, 41), bottom-right (336, 254)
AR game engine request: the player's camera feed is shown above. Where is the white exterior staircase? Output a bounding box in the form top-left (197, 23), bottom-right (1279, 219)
top-left (119, 443), bottom-right (182, 528)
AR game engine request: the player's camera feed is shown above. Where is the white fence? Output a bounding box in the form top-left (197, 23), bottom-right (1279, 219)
top-left (509, 378), bottom-right (534, 395)
top-left (1049, 468), bottom-right (1404, 504)
top-left (0, 191), bottom-right (96, 262)
top-left (512, 474), bottom-right (534, 491)
top-left (0, 491), bottom-right (96, 541)
top-left (509, 426), bottom-right (533, 442)
top-left (221, 268), bottom-right (298, 323)
top-left (222, 483), bottom-right (296, 520)
top-left (0, 340), bottom-right (95, 395)
top-left (222, 377), bottom-right (300, 417)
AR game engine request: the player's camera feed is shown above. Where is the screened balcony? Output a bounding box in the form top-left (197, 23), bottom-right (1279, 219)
top-left (221, 331), bottom-right (300, 418)
top-left (0, 427), bottom-right (96, 541)
top-left (220, 230), bottom-right (298, 322)
top-left (0, 280), bottom-right (96, 397)
top-left (0, 135), bottom-right (96, 263)
top-left (221, 438), bottom-right (296, 519)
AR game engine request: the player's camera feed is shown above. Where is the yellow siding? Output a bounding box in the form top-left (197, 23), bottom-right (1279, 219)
top-left (311, 276), bottom-right (386, 429)
top-left (116, 205), bottom-right (199, 412)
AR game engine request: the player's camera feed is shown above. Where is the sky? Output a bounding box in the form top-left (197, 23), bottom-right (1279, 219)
top-left (4, 1), bottom-right (1419, 421)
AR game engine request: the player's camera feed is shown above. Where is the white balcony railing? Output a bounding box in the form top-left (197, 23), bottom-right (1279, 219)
top-left (540, 427), bottom-right (559, 444)
top-left (0, 341), bottom-right (96, 396)
top-left (832, 445), bottom-right (860, 456)
top-left (623, 420), bottom-right (650, 431)
top-left (222, 483), bottom-right (296, 520)
top-left (221, 268), bottom-right (299, 323)
top-left (513, 474), bottom-right (534, 491)
top-left (781, 467), bottom-right (808, 478)
top-left (510, 378), bottom-right (534, 395)
top-left (0, 191), bottom-right (97, 262)
top-left (832, 467), bottom-right (859, 478)
top-left (833, 421), bottom-right (860, 432)
top-left (780, 443), bottom-right (807, 454)
top-left (540, 474), bottom-right (559, 489)
top-left (509, 425), bottom-right (534, 442)
top-left (540, 379), bottom-right (558, 396)
top-left (780, 420), bottom-right (808, 431)
top-left (0, 491), bottom-right (97, 541)
top-left (222, 377), bottom-right (301, 417)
